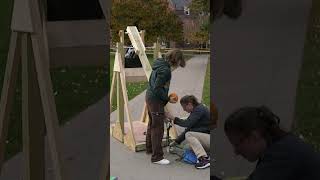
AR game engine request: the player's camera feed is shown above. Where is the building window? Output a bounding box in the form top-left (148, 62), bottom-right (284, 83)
top-left (184, 6), bottom-right (190, 15)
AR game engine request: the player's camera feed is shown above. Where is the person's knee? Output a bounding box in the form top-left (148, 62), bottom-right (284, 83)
top-left (185, 131), bottom-right (195, 140)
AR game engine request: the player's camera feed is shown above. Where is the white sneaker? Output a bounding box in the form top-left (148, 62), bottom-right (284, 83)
top-left (153, 159), bottom-right (170, 165)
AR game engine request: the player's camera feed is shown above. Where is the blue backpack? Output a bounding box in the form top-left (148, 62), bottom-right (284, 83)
top-left (183, 149), bottom-right (198, 164)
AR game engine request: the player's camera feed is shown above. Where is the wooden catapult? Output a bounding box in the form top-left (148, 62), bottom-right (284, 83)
top-left (0, 0), bottom-right (110, 179)
top-left (110, 26), bottom-right (177, 152)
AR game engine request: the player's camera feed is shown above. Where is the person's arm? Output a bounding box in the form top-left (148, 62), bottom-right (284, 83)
top-left (174, 107), bottom-right (203, 129)
top-left (152, 67), bottom-right (171, 103)
top-left (175, 130), bottom-right (187, 144)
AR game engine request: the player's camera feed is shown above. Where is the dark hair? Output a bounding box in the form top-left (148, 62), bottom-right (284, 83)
top-left (165, 49), bottom-right (185, 68)
top-left (211, 0), bottom-right (242, 22)
top-left (224, 106), bottom-right (286, 144)
top-left (180, 95), bottom-right (200, 106)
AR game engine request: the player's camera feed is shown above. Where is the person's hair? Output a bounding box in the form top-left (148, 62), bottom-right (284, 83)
top-left (212, 0), bottom-right (242, 22)
top-left (180, 95), bottom-right (200, 106)
top-left (165, 49), bottom-right (185, 68)
top-left (224, 106), bottom-right (287, 144)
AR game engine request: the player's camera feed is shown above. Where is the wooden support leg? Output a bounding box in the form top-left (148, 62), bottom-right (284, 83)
top-left (110, 73), bottom-right (116, 112)
top-left (117, 73), bottom-right (124, 135)
top-left (31, 35), bottom-right (65, 180)
top-left (21, 33), bottom-right (45, 180)
top-left (140, 103), bottom-right (149, 125)
top-left (112, 72), bottom-right (125, 142)
top-left (0, 32), bottom-right (21, 171)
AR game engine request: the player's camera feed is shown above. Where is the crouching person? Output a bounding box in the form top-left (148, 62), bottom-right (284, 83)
top-left (165, 95), bottom-right (217, 169)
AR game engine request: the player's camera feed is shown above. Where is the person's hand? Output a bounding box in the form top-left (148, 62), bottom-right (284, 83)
top-left (164, 118), bottom-right (171, 123)
top-left (165, 112), bottom-right (175, 121)
top-left (168, 93), bottom-right (178, 103)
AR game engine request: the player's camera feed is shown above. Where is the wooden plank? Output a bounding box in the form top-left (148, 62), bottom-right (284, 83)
top-left (0, 32), bottom-right (21, 171)
top-left (116, 73), bottom-right (124, 140)
top-left (140, 103), bottom-right (147, 123)
top-left (125, 68), bottom-right (147, 82)
top-left (117, 51), bottom-right (136, 147)
top-left (125, 76), bottom-right (147, 83)
top-left (28, 0), bottom-right (42, 34)
top-left (124, 130), bottom-right (136, 151)
top-left (111, 123), bottom-right (124, 142)
top-left (109, 72), bottom-right (116, 112)
top-left (21, 33), bottom-right (45, 180)
top-left (11, 0), bottom-right (34, 32)
top-left (125, 68), bottom-right (145, 77)
top-left (136, 52), bottom-right (151, 80)
top-left (118, 42), bottom-right (125, 73)
top-left (41, 16), bottom-right (50, 69)
top-left (31, 35), bottom-right (64, 180)
top-left (126, 26), bottom-right (145, 51)
top-left (157, 40), bottom-right (162, 58)
top-left (119, 30), bottom-right (125, 44)
top-left (113, 51), bottom-right (120, 72)
top-left (139, 30), bottom-right (145, 45)
top-left (153, 42), bottom-right (157, 60)
top-left (126, 26), bottom-right (152, 80)
top-left (154, 39), bottom-right (161, 59)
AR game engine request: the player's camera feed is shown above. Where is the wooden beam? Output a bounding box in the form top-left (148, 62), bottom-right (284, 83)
top-left (118, 49), bottom-right (136, 148)
top-left (125, 68), bottom-right (147, 82)
top-left (11, 0), bottom-right (34, 32)
top-left (140, 103), bottom-right (148, 125)
top-left (21, 33), bottom-right (45, 180)
top-left (110, 72), bottom-right (116, 112)
top-left (139, 30), bottom-right (145, 45)
top-left (119, 30), bottom-right (125, 44)
top-left (126, 26), bottom-right (152, 79)
top-left (0, 32), bottom-right (21, 171)
top-left (116, 72), bottom-right (124, 141)
top-left (31, 35), bottom-right (64, 180)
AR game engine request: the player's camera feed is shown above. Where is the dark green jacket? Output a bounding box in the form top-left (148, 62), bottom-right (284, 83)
top-left (146, 58), bottom-right (171, 104)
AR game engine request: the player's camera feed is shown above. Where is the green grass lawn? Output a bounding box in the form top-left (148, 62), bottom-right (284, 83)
top-left (294, 0), bottom-right (320, 151)
top-left (0, 63), bottom-right (108, 159)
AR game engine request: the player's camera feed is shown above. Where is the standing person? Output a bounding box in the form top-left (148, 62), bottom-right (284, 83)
top-left (145, 49), bottom-right (185, 165)
top-left (224, 106), bottom-right (320, 180)
top-left (165, 95), bottom-right (216, 169)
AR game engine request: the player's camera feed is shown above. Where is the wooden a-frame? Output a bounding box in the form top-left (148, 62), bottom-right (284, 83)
top-left (0, 0), bottom-right (65, 179)
top-left (110, 26), bottom-right (178, 152)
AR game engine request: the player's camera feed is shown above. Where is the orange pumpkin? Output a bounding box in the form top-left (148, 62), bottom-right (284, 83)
top-left (169, 93), bottom-right (179, 103)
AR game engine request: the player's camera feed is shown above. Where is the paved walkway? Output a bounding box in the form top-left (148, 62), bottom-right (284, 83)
top-left (0, 55), bottom-right (209, 180)
top-left (212, 0), bottom-right (312, 178)
top-left (110, 55), bottom-right (210, 180)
